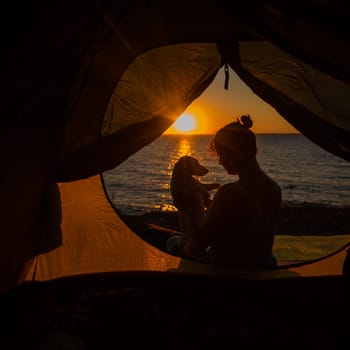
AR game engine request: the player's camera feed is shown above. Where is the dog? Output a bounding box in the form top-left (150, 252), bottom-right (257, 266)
top-left (170, 155), bottom-right (220, 257)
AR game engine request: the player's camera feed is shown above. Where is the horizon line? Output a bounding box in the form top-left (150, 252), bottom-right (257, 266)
top-left (164, 132), bottom-right (301, 136)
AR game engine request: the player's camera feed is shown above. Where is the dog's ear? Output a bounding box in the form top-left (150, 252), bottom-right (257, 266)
top-left (179, 156), bottom-right (188, 163)
top-left (173, 156), bottom-right (188, 174)
top-left (177, 156), bottom-right (191, 169)
top-left (184, 156), bottom-right (198, 173)
top-left (189, 157), bottom-right (209, 176)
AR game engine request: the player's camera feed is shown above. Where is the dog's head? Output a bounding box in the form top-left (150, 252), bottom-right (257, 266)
top-left (174, 156), bottom-right (209, 177)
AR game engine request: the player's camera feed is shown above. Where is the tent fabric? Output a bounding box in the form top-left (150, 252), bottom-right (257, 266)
top-left (217, 1), bottom-right (350, 84)
top-left (25, 175), bottom-right (350, 283)
top-left (53, 43), bottom-right (221, 182)
top-left (1, 1), bottom-right (350, 293)
top-left (240, 41), bottom-right (350, 134)
top-left (1, 2), bottom-right (102, 123)
top-left (25, 176), bottom-right (180, 281)
top-left (102, 43), bottom-right (221, 136)
top-left (54, 0), bottom-right (244, 165)
top-left (231, 41), bottom-right (350, 161)
top-left (0, 127), bottom-right (63, 293)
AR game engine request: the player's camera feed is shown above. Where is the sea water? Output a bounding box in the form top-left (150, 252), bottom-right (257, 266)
top-left (103, 134), bottom-right (350, 215)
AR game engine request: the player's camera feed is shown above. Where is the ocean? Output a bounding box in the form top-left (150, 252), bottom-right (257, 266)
top-left (103, 134), bottom-right (350, 215)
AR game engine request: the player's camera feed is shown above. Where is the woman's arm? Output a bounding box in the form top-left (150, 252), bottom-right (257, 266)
top-left (198, 183), bottom-right (248, 249)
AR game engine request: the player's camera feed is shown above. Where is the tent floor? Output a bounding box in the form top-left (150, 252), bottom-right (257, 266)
top-left (1, 276), bottom-right (349, 349)
top-left (274, 234), bottom-right (350, 262)
top-left (137, 224), bottom-right (350, 264)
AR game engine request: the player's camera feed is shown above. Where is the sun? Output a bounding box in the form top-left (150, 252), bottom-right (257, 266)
top-left (173, 113), bottom-right (197, 133)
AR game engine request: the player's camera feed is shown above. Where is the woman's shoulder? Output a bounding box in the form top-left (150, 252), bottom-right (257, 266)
top-left (218, 181), bottom-right (245, 192)
top-left (214, 181), bottom-right (248, 200)
top-left (209, 181), bottom-right (254, 217)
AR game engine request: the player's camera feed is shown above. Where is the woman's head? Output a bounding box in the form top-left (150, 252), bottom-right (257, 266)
top-left (211, 115), bottom-right (257, 174)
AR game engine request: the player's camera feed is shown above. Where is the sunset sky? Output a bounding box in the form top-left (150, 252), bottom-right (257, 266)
top-left (165, 66), bottom-right (298, 135)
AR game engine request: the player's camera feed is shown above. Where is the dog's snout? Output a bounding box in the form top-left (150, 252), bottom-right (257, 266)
top-left (198, 165), bottom-right (209, 176)
top-left (191, 158), bottom-right (208, 176)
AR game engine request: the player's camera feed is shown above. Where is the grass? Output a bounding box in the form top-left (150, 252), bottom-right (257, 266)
top-left (274, 234), bottom-right (350, 261)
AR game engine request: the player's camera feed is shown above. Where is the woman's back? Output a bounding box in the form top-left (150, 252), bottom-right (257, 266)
top-left (203, 173), bottom-right (281, 268)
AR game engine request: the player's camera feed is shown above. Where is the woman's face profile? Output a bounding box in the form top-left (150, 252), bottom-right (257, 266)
top-left (218, 153), bottom-right (238, 175)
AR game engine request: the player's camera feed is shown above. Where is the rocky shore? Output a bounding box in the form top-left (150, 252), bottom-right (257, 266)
top-left (121, 203), bottom-right (350, 236)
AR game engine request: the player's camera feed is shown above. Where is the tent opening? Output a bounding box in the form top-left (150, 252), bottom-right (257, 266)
top-left (101, 43), bottom-right (350, 267)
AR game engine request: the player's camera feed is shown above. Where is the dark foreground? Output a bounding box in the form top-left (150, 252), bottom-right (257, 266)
top-left (0, 275), bottom-right (349, 350)
top-left (1, 204), bottom-right (349, 349)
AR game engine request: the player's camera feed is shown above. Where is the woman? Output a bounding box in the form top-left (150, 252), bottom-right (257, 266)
top-left (172, 115), bottom-right (282, 268)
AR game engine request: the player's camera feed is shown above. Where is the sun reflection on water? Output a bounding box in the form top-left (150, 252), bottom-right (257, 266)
top-left (167, 137), bottom-right (194, 173)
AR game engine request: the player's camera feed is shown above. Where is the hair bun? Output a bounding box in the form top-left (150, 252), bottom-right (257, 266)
top-left (223, 115), bottom-right (254, 131)
top-left (240, 115), bottom-right (253, 129)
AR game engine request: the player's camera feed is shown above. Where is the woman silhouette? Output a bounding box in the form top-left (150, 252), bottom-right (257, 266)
top-left (172, 115), bottom-right (282, 268)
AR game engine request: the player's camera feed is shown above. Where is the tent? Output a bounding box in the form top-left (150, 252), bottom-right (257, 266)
top-left (1, 1), bottom-right (350, 297)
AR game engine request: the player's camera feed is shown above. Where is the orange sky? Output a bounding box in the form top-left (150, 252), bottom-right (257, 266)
top-left (165, 66), bottom-right (298, 135)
